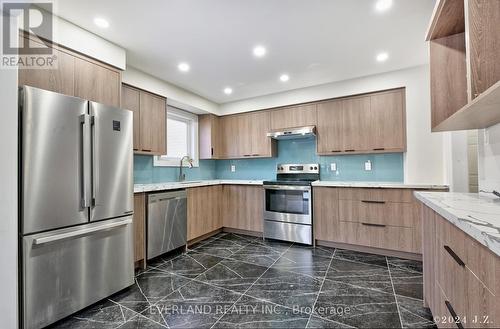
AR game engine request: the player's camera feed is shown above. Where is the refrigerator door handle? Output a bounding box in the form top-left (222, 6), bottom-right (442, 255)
top-left (80, 114), bottom-right (91, 208)
top-left (90, 115), bottom-right (99, 206)
top-left (33, 218), bottom-right (133, 245)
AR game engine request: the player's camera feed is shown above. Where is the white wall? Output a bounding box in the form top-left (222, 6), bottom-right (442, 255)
top-left (478, 124), bottom-right (500, 193)
top-left (220, 65), bottom-right (446, 185)
top-left (444, 131), bottom-right (470, 192)
top-left (0, 12), bottom-right (19, 329)
top-left (122, 66), bottom-right (219, 115)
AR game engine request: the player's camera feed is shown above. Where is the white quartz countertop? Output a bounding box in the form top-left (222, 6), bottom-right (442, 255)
top-left (415, 191), bottom-right (500, 257)
top-left (312, 181), bottom-right (449, 189)
top-left (134, 180), bottom-right (263, 193)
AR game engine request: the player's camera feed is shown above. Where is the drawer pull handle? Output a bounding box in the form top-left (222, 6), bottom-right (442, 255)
top-left (331, 150), bottom-right (342, 153)
top-left (444, 245), bottom-right (465, 267)
top-left (361, 200), bottom-right (386, 204)
top-left (445, 301), bottom-right (464, 329)
top-left (361, 222), bottom-right (386, 228)
top-left (373, 148), bottom-right (385, 151)
top-left (345, 149), bottom-right (355, 152)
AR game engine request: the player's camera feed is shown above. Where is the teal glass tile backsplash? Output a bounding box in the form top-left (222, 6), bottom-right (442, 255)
top-left (134, 155), bottom-right (217, 183)
top-left (215, 138), bottom-right (404, 181)
top-left (134, 138), bottom-right (403, 183)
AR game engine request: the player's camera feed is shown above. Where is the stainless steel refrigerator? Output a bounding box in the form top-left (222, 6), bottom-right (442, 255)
top-left (19, 86), bottom-right (135, 329)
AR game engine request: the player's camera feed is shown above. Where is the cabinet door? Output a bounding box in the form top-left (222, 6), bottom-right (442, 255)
top-left (74, 58), bottom-right (121, 107)
top-left (370, 90), bottom-right (406, 151)
top-left (342, 96), bottom-right (371, 152)
top-left (250, 111), bottom-right (273, 157)
top-left (316, 100), bottom-right (344, 154)
top-left (222, 185), bottom-right (263, 232)
top-left (237, 114), bottom-right (253, 157)
top-left (121, 85), bottom-right (141, 151)
top-left (133, 193), bottom-right (146, 265)
top-left (151, 94), bottom-right (166, 155)
top-left (139, 91), bottom-right (166, 155)
top-left (187, 186), bottom-right (222, 241)
top-left (219, 115), bottom-right (239, 158)
top-left (313, 187), bottom-right (339, 242)
top-left (270, 104), bottom-right (317, 130)
top-left (18, 44), bottom-right (75, 96)
top-left (199, 114), bottom-right (220, 159)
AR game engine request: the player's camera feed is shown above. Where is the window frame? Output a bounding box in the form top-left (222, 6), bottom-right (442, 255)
top-left (153, 106), bottom-right (199, 167)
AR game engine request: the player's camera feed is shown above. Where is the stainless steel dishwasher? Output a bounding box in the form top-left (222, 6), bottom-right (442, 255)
top-left (147, 190), bottom-right (187, 259)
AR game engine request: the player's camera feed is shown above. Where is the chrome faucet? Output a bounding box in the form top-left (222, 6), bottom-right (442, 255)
top-left (179, 155), bottom-right (194, 181)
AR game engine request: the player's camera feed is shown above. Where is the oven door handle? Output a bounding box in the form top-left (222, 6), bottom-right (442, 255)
top-left (263, 185), bottom-right (311, 191)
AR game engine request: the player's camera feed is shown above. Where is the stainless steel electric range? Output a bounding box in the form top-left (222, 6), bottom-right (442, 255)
top-left (263, 163), bottom-right (319, 245)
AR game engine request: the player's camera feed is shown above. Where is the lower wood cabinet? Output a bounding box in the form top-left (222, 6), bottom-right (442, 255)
top-left (222, 185), bottom-right (263, 232)
top-left (187, 185), bottom-right (222, 241)
top-left (422, 204), bottom-right (499, 328)
top-left (313, 187), bottom-right (427, 254)
top-left (133, 193), bottom-right (146, 268)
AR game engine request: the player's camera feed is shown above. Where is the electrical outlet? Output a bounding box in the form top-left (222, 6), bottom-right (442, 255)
top-left (330, 163), bottom-right (337, 171)
top-left (364, 160), bottom-right (372, 171)
top-left (230, 165), bottom-right (236, 172)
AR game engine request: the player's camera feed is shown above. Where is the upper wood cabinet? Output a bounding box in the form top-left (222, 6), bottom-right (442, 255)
top-left (74, 57), bottom-right (121, 107)
top-left (270, 104), bottom-right (317, 130)
top-left (121, 84), bottom-right (167, 155)
top-left (18, 32), bottom-right (121, 108)
top-left (317, 89), bottom-right (406, 155)
top-left (199, 114), bottom-right (221, 159)
top-left (218, 111), bottom-right (276, 159)
top-left (427, 0), bottom-right (500, 131)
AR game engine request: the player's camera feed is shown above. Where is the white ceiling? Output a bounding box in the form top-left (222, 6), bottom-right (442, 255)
top-left (53, 0), bottom-right (434, 104)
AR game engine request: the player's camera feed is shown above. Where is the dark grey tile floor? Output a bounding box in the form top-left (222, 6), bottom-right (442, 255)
top-left (49, 233), bottom-right (436, 328)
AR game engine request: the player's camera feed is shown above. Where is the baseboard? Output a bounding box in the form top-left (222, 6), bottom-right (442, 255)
top-left (316, 240), bottom-right (422, 261)
top-left (187, 228), bottom-right (223, 246)
top-left (222, 227), bottom-right (263, 238)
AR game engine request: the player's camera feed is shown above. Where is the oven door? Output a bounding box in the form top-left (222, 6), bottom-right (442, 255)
top-left (264, 185), bottom-right (312, 224)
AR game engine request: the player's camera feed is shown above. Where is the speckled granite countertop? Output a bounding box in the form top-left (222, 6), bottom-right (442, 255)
top-left (415, 191), bottom-right (500, 257)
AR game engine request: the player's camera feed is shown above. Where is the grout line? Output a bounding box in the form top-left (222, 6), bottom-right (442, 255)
top-left (209, 242), bottom-right (296, 328)
top-left (305, 247), bottom-right (335, 328)
top-left (386, 256), bottom-right (404, 329)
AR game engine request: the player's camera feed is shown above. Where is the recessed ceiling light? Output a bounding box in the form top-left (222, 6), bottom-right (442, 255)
top-left (376, 52), bottom-right (389, 62)
top-left (253, 45), bottom-right (267, 58)
top-left (223, 87), bottom-right (233, 95)
top-left (94, 17), bottom-right (109, 28)
top-left (279, 74), bottom-right (290, 82)
top-left (177, 62), bottom-right (190, 72)
top-left (375, 0), bottom-right (393, 12)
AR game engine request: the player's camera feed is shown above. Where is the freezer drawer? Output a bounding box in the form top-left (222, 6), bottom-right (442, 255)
top-left (147, 190), bottom-right (187, 259)
top-left (263, 220), bottom-right (312, 245)
top-left (22, 217), bottom-right (134, 329)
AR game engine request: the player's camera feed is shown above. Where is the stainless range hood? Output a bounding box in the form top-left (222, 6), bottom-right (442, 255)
top-left (267, 126), bottom-right (316, 140)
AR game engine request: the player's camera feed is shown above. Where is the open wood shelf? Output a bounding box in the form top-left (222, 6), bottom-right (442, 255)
top-left (432, 80), bottom-right (500, 132)
top-left (427, 0), bottom-right (500, 132)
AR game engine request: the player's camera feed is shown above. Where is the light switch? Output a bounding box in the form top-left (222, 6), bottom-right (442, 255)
top-left (230, 165), bottom-right (236, 172)
top-left (364, 160), bottom-right (372, 171)
top-left (330, 163), bottom-right (337, 171)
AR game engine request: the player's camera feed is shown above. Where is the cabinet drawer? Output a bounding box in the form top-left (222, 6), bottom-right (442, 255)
top-left (337, 222), bottom-right (415, 253)
top-left (465, 235), bottom-right (497, 294)
top-left (338, 188), bottom-right (415, 203)
top-left (338, 200), bottom-right (417, 227)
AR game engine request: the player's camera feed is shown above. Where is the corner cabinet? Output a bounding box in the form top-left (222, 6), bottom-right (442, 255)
top-left (427, 0), bottom-right (500, 131)
top-left (18, 32), bottom-right (121, 108)
top-left (421, 204), bottom-right (498, 328)
top-left (222, 185), bottom-right (264, 232)
top-left (317, 88), bottom-right (406, 155)
top-left (121, 84), bottom-right (166, 155)
top-left (199, 114), bottom-right (221, 159)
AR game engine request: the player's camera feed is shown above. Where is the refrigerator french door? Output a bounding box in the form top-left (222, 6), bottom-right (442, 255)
top-left (20, 86), bottom-right (135, 329)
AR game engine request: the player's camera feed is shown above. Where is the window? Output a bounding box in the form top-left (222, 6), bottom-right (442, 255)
top-left (153, 106), bottom-right (199, 167)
